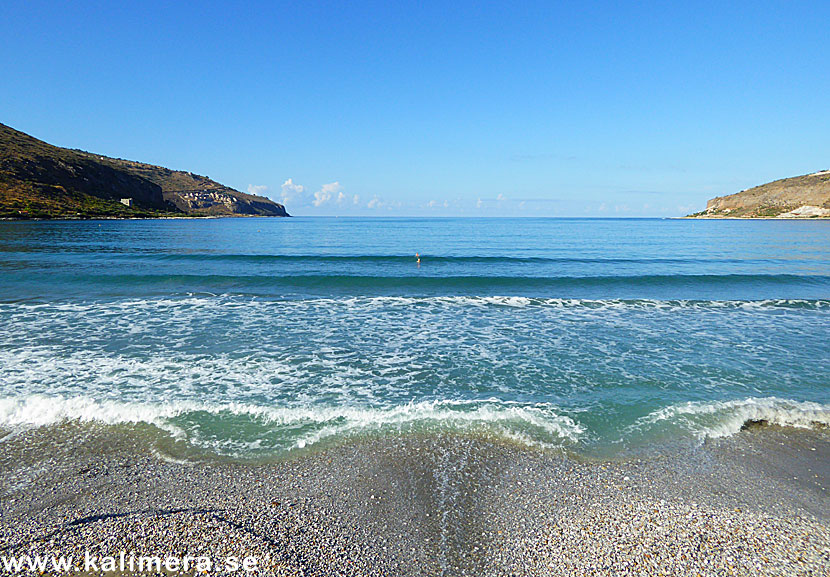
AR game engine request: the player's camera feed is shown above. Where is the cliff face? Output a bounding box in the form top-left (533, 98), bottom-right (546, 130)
top-left (690, 171), bottom-right (830, 218)
top-left (0, 123), bottom-right (289, 218)
top-left (87, 155), bottom-right (289, 217)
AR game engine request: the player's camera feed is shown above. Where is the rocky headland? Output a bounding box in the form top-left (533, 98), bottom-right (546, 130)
top-left (0, 123), bottom-right (289, 219)
top-left (688, 171), bottom-right (830, 219)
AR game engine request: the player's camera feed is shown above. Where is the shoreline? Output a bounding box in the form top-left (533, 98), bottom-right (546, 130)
top-left (2, 426), bottom-right (827, 575)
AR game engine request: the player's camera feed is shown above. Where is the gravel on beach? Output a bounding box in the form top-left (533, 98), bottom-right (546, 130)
top-left (1, 424), bottom-right (828, 576)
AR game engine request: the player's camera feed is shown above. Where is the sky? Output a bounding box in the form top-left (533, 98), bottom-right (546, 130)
top-left (1, 1), bottom-right (828, 217)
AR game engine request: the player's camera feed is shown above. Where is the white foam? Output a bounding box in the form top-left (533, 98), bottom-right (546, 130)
top-left (0, 395), bottom-right (583, 453)
top-left (5, 296), bottom-right (829, 316)
top-left (286, 399), bottom-right (584, 449)
top-left (2, 296), bottom-right (828, 456)
top-left (0, 395), bottom-right (187, 427)
top-left (636, 397), bottom-right (830, 439)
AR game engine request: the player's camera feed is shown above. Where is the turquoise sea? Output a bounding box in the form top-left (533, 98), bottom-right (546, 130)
top-left (1, 217), bottom-right (829, 459)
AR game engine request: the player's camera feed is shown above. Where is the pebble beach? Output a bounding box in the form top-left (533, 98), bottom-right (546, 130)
top-left (5, 2), bottom-right (830, 575)
top-left (2, 424), bottom-right (828, 576)
top-left (3, 219), bottom-right (830, 576)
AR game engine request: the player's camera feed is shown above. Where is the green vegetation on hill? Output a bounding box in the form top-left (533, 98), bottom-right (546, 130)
top-left (0, 123), bottom-right (289, 219)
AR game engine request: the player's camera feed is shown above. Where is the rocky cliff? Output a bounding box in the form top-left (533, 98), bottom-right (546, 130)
top-left (689, 171), bottom-right (830, 218)
top-left (0, 123), bottom-right (289, 218)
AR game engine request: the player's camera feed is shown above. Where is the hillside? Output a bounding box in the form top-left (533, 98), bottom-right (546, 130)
top-left (0, 123), bottom-right (289, 218)
top-left (688, 171), bottom-right (830, 218)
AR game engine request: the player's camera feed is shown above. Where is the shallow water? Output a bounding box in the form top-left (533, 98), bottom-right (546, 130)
top-left (1, 217), bottom-right (828, 458)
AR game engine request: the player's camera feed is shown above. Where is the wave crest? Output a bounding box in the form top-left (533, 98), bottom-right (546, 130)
top-left (0, 395), bottom-right (583, 454)
top-left (634, 397), bottom-right (830, 439)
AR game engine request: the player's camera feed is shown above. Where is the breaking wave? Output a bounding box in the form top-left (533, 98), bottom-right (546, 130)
top-left (3, 295), bottom-right (830, 311)
top-left (0, 395), bottom-right (584, 456)
top-left (633, 397), bottom-right (830, 439)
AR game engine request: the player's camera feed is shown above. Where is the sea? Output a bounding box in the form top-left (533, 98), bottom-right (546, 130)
top-left (1, 217), bottom-right (829, 461)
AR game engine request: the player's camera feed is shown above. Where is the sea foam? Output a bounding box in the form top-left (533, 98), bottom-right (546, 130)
top-left (0, 395), bottom-right (583, 454)
top-left (634, 397), bottom-right (830, 439)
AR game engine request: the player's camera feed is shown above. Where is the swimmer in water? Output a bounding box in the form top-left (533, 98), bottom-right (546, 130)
top-left (416, 252), bottom-right (420, 265)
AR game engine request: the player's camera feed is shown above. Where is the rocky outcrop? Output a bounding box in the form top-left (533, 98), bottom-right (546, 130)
top-left (689, 171), bottom-right (830, 218)
top-left (100, 157), bottom-right (289, 216)
top-left (0, 122), bottom-right (289, 218)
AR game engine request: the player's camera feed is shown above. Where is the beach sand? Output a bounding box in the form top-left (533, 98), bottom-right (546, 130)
top-left (1, 425), bottom-right (828, 576)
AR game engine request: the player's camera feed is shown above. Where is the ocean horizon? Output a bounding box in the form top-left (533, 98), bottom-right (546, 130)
top-left (5, 3), bottom-right (829, 572)
top-left (3, 216), bottom-right (829, 576)
top-left (2, 217), bottom-right (828, 461)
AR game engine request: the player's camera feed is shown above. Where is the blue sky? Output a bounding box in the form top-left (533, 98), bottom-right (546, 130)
top-left (1, 1), bottom-right (828, 216)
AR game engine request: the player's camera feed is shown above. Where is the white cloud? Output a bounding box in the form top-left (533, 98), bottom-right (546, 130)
top-left (278, 179), bottom-right (350, 209)
top-left (265, 180), bottom-right (400, 213)
top-left (280, 178), bottom-right (305, 205)
top-left (312, 191), bottom-right (330, 206)
top-left (247, 184), bottom-right (269, 196)
top-left (312, 181), bottom-right (342, 207)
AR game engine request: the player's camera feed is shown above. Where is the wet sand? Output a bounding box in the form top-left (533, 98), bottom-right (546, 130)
top-left (1, 424), bottom-right (828, 576)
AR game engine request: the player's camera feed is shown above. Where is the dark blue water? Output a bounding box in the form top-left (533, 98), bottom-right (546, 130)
top-left (1, 218), bottom-right (828, 458)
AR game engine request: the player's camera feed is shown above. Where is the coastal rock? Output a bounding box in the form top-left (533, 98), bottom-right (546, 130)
top-left (740, 419), bottom-right (770, 431)
top-left (688, 170), bottom-right (830, 218)
top-left (0, 122), bottom-right (289, 218)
